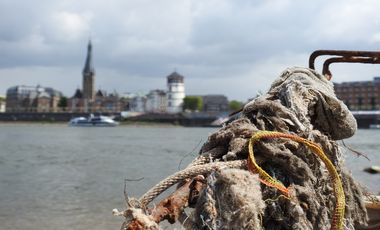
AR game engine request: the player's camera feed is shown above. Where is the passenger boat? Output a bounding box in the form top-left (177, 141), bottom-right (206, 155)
top-left (68, 115), bottom-right (119, 127)
top-left (369, 124), bottom-right (380, 129)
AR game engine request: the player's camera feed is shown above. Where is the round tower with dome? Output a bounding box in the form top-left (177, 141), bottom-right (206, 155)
top-left (166, 72), bottom-right (185, 114)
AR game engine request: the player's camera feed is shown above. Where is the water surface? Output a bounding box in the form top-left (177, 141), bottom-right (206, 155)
top-left (0, 124), bottom-right (378, 229)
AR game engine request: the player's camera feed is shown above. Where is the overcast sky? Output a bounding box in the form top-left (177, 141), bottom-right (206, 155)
top-left (1, 0), bottom-right (380, 101)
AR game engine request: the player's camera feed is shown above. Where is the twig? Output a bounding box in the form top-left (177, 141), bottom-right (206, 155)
top-left (124, 177), bottom-right (145, 208)
top-left (178, 139), bottom-right (203, 170)
top-left (341, 140), bottom-right (370, 161)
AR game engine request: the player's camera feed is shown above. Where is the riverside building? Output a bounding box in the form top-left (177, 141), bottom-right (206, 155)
top-left (202, 95), bottom-right (229, 113)
top-left (5, 85), bottom-right (62, 112)
top-left (166, 72), bottom-right (185, 114)
top-left (334, 77), bottom-right (380, 110)
top-left (0, 96), bottom-right (5, 112)
top-left (145, 89), bottom-right (167, 113)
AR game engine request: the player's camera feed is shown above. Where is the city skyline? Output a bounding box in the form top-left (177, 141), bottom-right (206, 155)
top-left (1, 0), bottom-right (380, 101)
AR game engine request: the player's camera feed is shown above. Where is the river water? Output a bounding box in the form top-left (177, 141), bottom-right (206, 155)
top-left (0, 124), bottom-right (379, 230)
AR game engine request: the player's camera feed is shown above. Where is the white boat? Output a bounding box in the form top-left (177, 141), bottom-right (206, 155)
top-left (369, 124), bottom-right (380, 129)
top-left (68, 115), bottom-right (119, 127)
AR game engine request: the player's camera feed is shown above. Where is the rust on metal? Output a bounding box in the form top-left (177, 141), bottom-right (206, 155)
top-left (149, 176), bottom-right (205, 223)
top-left (309, 50), bottom-right (380, 80)
top-left (123, 176), bottom-right (205, 229)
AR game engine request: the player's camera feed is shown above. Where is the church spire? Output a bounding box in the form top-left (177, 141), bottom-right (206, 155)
top-left (82, 40), bottom-right (95, 101)
top-left (83, 40), bottom-right (94, 75)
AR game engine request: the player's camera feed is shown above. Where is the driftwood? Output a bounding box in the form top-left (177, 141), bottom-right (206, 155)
top-left (115, 67), bottom-right (378, 230)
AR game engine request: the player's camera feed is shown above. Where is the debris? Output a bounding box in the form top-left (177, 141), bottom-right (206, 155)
top-left (364, 166), bottom-right (380, 174)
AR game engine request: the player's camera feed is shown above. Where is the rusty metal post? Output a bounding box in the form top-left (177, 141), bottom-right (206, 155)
top-left (309, 50), bottom-right (380, 80)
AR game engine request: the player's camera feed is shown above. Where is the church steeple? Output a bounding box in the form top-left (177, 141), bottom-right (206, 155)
top-left (83, 40), bottom-right (94, 75)
top-left (82, 40), bottom-right (95, 100)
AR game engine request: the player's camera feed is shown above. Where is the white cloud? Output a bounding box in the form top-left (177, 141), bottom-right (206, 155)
top-left (1, 0), bottom-right (380, 100)
top-left (47, 11), bottom-right (92, 42)
top-left (370, 32), bottom-right (380, 43)
top-left (312, 1), bottom-right (380, 43)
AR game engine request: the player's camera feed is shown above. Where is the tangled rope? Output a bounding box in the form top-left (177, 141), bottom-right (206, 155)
top-left (118, 67), bottom-right (369, 230)
top-left (138, 160), bottom-right (247, 207)
top-left (248, 130), bottom-right (345, 230)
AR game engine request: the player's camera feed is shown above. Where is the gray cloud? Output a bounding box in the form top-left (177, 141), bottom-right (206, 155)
top-left (1, 0), bottom-right (380, 100)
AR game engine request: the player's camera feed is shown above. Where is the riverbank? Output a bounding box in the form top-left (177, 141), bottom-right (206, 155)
top-left (1, 111), bottom-right (380, 128)
top-left (0, 112), bottom-right (221, 127)
top-left (0, 120), bottom-right (201, 128)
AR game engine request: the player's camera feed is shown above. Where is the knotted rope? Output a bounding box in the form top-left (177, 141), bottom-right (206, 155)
top-left (248, 130), bottom-right (345, 230)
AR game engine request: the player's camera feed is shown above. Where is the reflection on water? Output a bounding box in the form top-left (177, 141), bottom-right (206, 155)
top-left (0, 124), bottom-right (378, 230)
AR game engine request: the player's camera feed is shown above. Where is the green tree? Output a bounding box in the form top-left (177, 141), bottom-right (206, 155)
top-left (58, 96), bottom-right (68, 110)
top-left (183, 96), bottom-right (203, 112)
top-left (229, 100), bottom-right (243, 111)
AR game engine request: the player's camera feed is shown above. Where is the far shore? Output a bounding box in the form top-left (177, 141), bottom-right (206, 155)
top-left (0, 120), bottom-right (211, 128)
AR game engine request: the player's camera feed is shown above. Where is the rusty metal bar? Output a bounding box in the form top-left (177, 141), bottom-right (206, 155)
top-left (309, 50), bottom-right (380, 80)
top-left (322, 56), bottom-right (380, 80)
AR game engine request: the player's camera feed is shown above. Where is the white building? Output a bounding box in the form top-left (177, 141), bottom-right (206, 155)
top-left (130, 94), bottom-right (147, 112)
top-left (120, 92), bottom-right (147, 113)
top-left (166, 72), bottom-right (185, 114)
top-left (0, 96), bottom-right (5, 112)
top-left (146, 89), bottom-right (167, 113)
top-left (6, 85), bottom-right (62, 112)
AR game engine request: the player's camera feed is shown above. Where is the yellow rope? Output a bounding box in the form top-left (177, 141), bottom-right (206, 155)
top-left (248, 131), bottom-right (345, 230)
